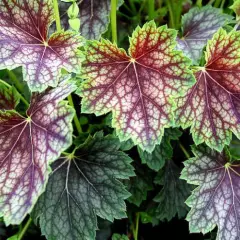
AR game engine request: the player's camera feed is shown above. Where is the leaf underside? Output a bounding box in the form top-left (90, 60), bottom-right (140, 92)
top-left (78, 21), bottom-right (194, 153)
top-left (182, 145), bottom-right (240, 240)
top-left (0, 77), bottom-right (76, 225)
top-left (33, 132), bottom-right (135, 240)
top-left (0, 0), bottom-right (82, 92)
top-left (175, 28), bottom-right (240, 151)
top-left (176, 6), bottom-right (231, 64)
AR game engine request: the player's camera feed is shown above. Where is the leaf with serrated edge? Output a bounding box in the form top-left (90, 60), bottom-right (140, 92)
top-left (32, 132), bottom-right (135, 240)
top-left (181, 145), bottom-right (240, 240)
top-left (0, 77), bottom-right (76, 225)
top-left (78, 21), bottom-right (194, 153)
top-left (0, 82), bottom-right (19, 110)
top-left (154, 160), bottom-right (191, 221)
top-left (0, 0), bottom-right (82, 92)
top-left (176, 6), bottom-right (231, 64)
top-left (175, 29), bottom-right (240, 151)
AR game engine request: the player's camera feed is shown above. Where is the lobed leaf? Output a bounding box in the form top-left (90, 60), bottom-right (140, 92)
top-left (176, 6), bottom-right (231, 64)
top-left (0, 0), bottom-right (83, 92)
top-left (181, 145), bottom-right (240, 240)
top-left (0, 77), bottom-right (76, 225)
top-left (175, 29), bottom-right (240, 151)
top-left (33, 132), bottom-right (135, 240)
top-left (78, 21), bottom-right (194, 153)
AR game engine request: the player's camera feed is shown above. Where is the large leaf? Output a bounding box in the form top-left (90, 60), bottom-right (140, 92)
top-left (0, 82), bottom-right (19, 110)
top-left (154, 160), bottom-right (191, 221)
top-left (176, 6), bottom-right (231, 64)
top-left (33, 132), bottom-right (135, 240)
top-left (0, 0), bottom-right (82, 92)
top-left (181, 145), bottom-right (240, 240)
top-left (175, 29), bottom-right (240, 151)
top-left (0, 78), bottom-right (76, 225)
top-left (78, 21), bottom-right (194, 153)
top-left (138, 128), bottom-right (182, 171)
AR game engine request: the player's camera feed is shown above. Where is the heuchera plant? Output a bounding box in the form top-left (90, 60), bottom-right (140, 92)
top-left (1, 0), bottom-right (240, 240)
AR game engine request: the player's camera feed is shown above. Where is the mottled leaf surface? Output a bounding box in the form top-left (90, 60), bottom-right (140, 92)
top-left (175, 29), bottom-right (240, 151)
top-left (0, 0), bottom-right (82, 92)
top-left (0, 78), bottom-right (76, 225)
top-left (177, 6), bottom-right (230, 63)
top-left (33, 132), bottom-right (135, 240)
top-left (138, 128), bottom-right (182, 171)
top-left (182, 145), bottom-right (240, 240)
top-left (78, 21), bottom-right (194, 152)
top-left (0, 82), bottom-right (19, 110)
top-left (154, 160), bottom-right (191, 221)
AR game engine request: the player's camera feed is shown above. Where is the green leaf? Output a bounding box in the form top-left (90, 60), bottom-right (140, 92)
top-left (138, 128), bottom-right (182, 171)
top-left (112, 233), bottom-right (129, 240)
top-left (33, 132), bottom-right (135, 240)
top-left (154, 160), bottom-right (191, 221)
top-left (230, 0), bottom-right (240, 20)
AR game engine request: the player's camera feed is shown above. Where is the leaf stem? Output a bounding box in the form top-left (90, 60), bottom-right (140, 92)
top-left (53, 0), bottom-right (62, 31)
top-left (0, 77), bottom-right (29, 107)
top-left (179, 142), bottom-right (190, 159)
top-left (129, 0), bottom-right (137, 15)
top-left (166, 1), bottom-right (175, 29)
top-left (68, 95), bottom-right (82, 134)
top-left (220, 0), bottom-right (226, 8)
top-left (196, 0), bottom-right (202, 7)
top-left (18, 217), bottom-right (32, 240)
top-left (111, 0), bottom-right (118, 43)
top-left (214, 0), bottom-right (222, 8)
top-left (148, 0), bottom-right (155, 20)
top-left (133, 212), bottom-right (140, 240)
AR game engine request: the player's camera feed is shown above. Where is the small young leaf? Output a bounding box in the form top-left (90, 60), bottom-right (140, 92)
top-left (175, 29), bottom-right (240, 151)
top-left (0, 78), bottom-right (76, 225)
top-left (181, 145), bottom-right (240, 240)
top-left (78, 21), bottom-right (194, 153)
top-left (33, 132), bottom-right (135, 240)
top-left (138, 128), bottom-right (182, 171)
top-left (0, 0), bottom-right (83, 92)
top-left (177, 6), bottom-right (231, 64)
top-left (154, 160), bottom-right (191, 221)
top-left (0, 82), bottom-right (19, 110)
top-left (230, 0), bottom-right (240, 20)
top-left (112, 233), bottom-right (129, 240)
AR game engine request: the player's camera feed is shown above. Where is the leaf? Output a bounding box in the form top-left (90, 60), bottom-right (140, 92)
top-left (230, 0), bottom-right (240, 20)
top-left (176, 6), bottom-right (231, 64)
top-left (112, 233), bottom-right (129, 240)
top-left (0, 77), bottom-right (76, 225)
top-left (32, 132), bottom-right (135, 240)
top-left (138, 128), bottom-right (182, 171)
top-left (78, 21), bottom-right (194, 153)
top-left (0, 82), bottom-right (19, 110)
top-left (154, 160), bottom-right (191, 221)
top-left (175, 28), bottom-right (240, 152)
top-left (0, 0), bottom-right (83, 92)
top-left (126, 165), bottom-right (153, 207)
top-left (181, 145), bottom-right (240, 240)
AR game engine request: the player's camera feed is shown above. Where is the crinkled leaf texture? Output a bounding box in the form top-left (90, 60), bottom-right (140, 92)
top-left (0, 0), bottom-right (82, 92)
top-left (0, 78), bottom-right (76, 225)
top-left (0, 82), bottom-right (19, 110)
top-left (154, 160), bottom-right (191, 221)
top-left (176, 6), bottom-right (230, 64)
top-left (175, 29), bottom-right (240, 152)
top-left (33, 132), bottom-right (135, 240)
top-left (78, 21), bottom-right (194, 153)
top-left (138, 128), bottom-right (182, 171)
top-left (181, 145), bottom-right (240, 240)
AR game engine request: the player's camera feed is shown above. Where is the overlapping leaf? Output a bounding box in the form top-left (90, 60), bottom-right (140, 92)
top-left (78, 21), bottom-right (194, 152)
top-left (177, 6), bottom-right (230, 63)
top-left (181, 145), bottom-right (240, 240)
top-left (175, 29), bottom-right (240, 151)
top-left (0, 82), bottom-right (19, 110)
top-left (33, 132), bottom-right (135, 240)
top-left (138, 128), bottom-right (182, 171)
top-left (154, 160), bottom-right (191, 221)
top-left (0, 78), bottom-right (76, 225)
top-left (0, 0), bottom-right (82, 92)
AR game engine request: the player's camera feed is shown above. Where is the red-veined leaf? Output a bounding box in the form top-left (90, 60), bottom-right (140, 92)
top-left (78, 21), bottom-right (194, 152)
top-left (0, 77), bottom-right (76, 225)
top-left (0, 0), bottom-right (82, 92)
